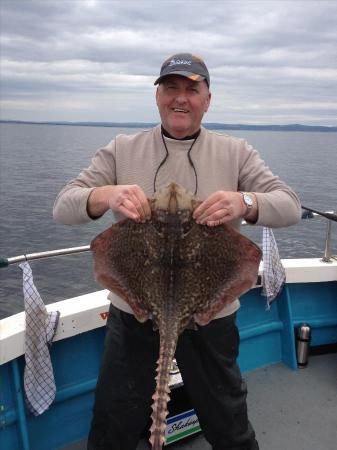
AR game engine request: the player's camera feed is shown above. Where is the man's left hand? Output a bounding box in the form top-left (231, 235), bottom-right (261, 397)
top-left (193, 191), bottom-right (256, 226)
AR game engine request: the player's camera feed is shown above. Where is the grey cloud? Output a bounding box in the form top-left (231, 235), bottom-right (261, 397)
top-left (1, 0), bottom-right (336, 125)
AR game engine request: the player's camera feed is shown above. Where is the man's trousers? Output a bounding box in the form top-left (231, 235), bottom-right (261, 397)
top-left (87, 304), bottom-right (259, 450)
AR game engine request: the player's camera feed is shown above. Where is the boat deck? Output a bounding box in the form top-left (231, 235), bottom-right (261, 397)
top-left (63, 351), bottom-right (336, 450)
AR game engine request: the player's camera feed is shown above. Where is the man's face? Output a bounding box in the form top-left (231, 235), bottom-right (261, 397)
top-left (156, 75), bottom-right (211, 139)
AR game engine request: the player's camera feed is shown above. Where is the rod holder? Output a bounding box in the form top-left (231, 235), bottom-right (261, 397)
top-left (322, 219), bottom-right (333, 263)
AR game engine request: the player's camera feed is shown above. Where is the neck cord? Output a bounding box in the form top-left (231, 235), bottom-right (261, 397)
top-left (153, 130), bottom-right (199, 195)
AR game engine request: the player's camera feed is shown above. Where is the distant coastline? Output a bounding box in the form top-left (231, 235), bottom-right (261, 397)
top-left (1, 119), bottom-right (337, 132)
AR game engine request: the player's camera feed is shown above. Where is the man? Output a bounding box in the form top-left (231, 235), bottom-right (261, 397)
top-left (53, 53), bottom-right (301, 450)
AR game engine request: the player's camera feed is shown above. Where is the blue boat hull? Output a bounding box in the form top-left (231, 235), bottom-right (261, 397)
top-left (1, 281), bottom-right (336, 450)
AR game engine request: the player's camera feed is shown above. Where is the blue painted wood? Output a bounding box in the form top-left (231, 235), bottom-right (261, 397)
top-left (288, 281), bottom-right (337, 347)
top-left (1, 362), bottom-right (21, 449)
top-left (11, 360), bottom-right (30, 450)
top-left (279, 285), bottom-right (298, 369)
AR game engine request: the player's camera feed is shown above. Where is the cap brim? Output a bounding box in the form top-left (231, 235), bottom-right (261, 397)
top-left (154, 71), bottom-right (206, 85)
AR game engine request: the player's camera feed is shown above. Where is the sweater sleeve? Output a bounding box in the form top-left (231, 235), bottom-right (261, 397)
top-left (53, 140), bottom-right (117, 225)
top-left (238, 141), bottom-right (302, 228)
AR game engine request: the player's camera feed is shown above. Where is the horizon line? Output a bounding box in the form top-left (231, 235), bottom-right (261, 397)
top-left (1, 119), bottom-right (336, 131)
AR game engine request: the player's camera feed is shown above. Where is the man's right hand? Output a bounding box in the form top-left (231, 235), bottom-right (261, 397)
top-left (87, 185), bottom-right (151, 222)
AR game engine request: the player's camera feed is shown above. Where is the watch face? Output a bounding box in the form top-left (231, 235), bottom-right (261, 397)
top-left (243, 193), bottom-right (253, 208)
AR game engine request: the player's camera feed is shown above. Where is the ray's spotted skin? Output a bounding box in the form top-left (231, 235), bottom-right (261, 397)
top-left (91, 183), bottom-right (262, 450)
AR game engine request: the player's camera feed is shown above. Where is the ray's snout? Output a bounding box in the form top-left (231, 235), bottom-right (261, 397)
top-left (153, 183), bottom-right (195, 214)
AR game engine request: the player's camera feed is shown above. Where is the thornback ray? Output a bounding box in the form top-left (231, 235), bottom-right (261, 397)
top-left (91, 182), bottom-right (262, 450)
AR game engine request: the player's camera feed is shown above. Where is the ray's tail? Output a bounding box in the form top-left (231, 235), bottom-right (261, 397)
top-left (149, 323), bottom-right (179, 450)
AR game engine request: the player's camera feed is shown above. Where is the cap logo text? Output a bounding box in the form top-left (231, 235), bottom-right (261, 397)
top-left (169, 58), bottom-right (192, 67)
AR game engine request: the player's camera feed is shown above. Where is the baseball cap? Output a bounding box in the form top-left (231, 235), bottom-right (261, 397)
top-left (154, 53), bottom-right (210, 87)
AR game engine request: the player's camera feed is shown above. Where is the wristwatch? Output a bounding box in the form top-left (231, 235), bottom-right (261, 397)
top-left (241, 192), bottom-right (254, 211)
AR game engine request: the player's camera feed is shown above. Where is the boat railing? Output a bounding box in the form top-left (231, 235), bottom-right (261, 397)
top-left (0, 206), bottom-right (336, 268)
top-left (0, 245), bottom-right (91, 267)
top-left (301, 206), bottom-right (337, 263)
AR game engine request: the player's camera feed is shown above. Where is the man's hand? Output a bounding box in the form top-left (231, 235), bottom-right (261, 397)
top-left (193, 191), bottom-right (257, 226)
top-left (88, 185), bottom-right (151, 222)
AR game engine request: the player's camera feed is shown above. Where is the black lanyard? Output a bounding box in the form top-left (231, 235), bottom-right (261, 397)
top-left (153, 131), bottom-right (199, 195)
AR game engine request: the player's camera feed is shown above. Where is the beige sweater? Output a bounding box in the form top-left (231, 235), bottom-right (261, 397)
top-left (53, 125), bottom-right (301, 317)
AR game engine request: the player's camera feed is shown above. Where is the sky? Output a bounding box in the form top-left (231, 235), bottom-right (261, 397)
top-left (0, 0), bottom-right (337, 125)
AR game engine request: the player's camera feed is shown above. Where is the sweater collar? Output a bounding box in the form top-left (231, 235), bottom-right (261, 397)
top-left (161, 126), bottom-right (201, 141)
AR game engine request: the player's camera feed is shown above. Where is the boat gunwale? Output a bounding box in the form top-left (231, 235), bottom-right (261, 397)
top-left (0, 257), bottom-right (336, 365)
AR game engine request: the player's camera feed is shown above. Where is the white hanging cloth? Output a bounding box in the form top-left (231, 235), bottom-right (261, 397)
top-left (19, 262), bottom-right (60, 416)
top-left (261, 227), bottom-right (286, 308)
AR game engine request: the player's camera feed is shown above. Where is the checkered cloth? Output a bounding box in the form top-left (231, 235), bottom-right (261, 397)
top-left (261, 227), bottom-right (286, 308)
top-left (19, 262), bottom-right (60, 416)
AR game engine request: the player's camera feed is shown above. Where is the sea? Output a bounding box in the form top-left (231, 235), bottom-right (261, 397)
top-left (0, 123), bottom-right (336, 319)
